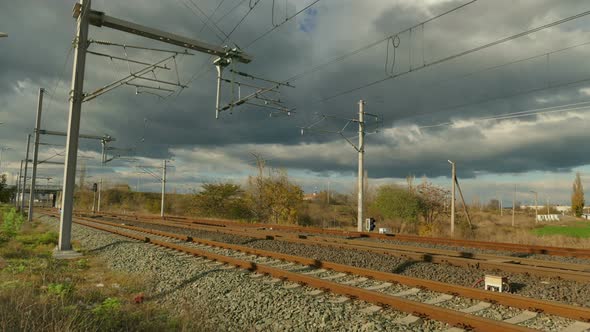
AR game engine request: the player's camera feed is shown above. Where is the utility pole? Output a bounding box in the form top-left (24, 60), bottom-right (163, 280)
top-left (161, 159), bottom-right (167, 218)
top-left (448, 160), bottom-right (456, 236)
top-left (15, 160), bottom-right (23, 209)
top-left (28, 88), bottom-right (44, 222)
top-left (512, 185), bottom-right (516, 227)
top-left (357, 100), bottom-right (365, 232)
top-left (55, 0), bottom-right (250, 257)
top-left (546, 197), bottom-right (550, 215)
top-left (57, 0), bottom-right (89, 257)
top-left (21, 134), bottom-right (31, 213)
top-left (500, 195), bottom-right (503, 216)
top-left (530, 190), bottom-right (538, 223)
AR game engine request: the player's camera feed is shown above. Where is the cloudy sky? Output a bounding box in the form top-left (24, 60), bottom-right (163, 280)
top-left (1, 0), bottom-right (590, 206)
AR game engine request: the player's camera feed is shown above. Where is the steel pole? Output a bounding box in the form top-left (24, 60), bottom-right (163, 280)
top-left (449, 161), bottom-right (456, 236)
top-left (357, 100), bottom-right (365, 232)
top-left (15, 160), bottom-right (23, 209)
top-left (21, 134), bottom-right (31, 213)
top-left (161, 159), bottom-right (166, 218)
top-left (57, 0), bottom-right (90, 254)
top-left (28, 88), bottom-right (44, 222)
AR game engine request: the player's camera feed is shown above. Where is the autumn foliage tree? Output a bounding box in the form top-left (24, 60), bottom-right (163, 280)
top-left (572, 172), bottom-right (585, 217)
top-left (193, 183), bottom-right (251, 219)
top-left (245, 158), bottom-right (303, 224)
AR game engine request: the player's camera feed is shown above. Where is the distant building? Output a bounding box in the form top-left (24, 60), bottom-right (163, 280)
top-left (303, 192), bottom-right (318, 201)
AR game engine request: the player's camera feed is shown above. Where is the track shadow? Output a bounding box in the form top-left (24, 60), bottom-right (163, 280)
top-left (508, 282), bottom-right (526, 293)
top-left (391, 260), bottom-right (418, 274)
top-left (147, 269), bottom-right (222, 301)
top-left (239, 238), bottom-right (270, 245)
top-left (87, 240), bottom-right (136, 253)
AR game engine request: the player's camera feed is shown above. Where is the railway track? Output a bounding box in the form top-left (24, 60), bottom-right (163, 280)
top-left (89, 209), bottom-right (590, 259)
top-left (75, 210), bottom-right (590, 283)
top-left (40, 210), bottom-right (590, 332)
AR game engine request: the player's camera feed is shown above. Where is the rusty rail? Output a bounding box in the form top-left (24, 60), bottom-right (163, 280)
top-left (86, 209), bottom-right (590, 258)
top-left (69, 217), bottom-right (534, 331)
top-left (43, 210), bottom-right (590, 323)
top-left (73, 210), bottom-right (590, 283)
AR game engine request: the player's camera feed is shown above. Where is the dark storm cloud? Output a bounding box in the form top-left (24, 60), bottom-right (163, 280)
top-left (2, 0), bottom-right (590, 185)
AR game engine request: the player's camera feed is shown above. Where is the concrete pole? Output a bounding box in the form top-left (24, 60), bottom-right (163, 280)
top-left (21, 134), bottom-right (31, 213)
top-left (534, 191), bottom-right (538, 224)
top-left (215, 64), bottom-right (223, 119)
top-left (512, 185), bottom-right (516, 227)
top-left (357, 100), bottom-right (365, 232)
top-left (500, 197), bottom-right (503, 216)
top-left (28, 88), bottom-right (44, 222)
top-left (97, 178), bottom-right (102, 212)
top-left (161, 159), bottom-right (166, 218)
top-left (15, 160), bottom-right (23, 209)
top-left (92, 190), bottom-right (96, 214)
top-left (98, 140), bottom-right (105, 212)
top-left (57, 0), bottom-right (90, 255)
top-left (449, 160), bottom-right (456, 236)
top-left (546, 197), bottom-right (549, 215)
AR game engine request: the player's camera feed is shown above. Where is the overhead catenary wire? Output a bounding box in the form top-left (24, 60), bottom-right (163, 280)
top-left (310, 8), bottom-right (590, 106)
top-left (282, 0), bottom-right (478, 83)
top-left (244, 0), bottom-right (321, 49)
top-left (418, 100), bottom-right (590, 129)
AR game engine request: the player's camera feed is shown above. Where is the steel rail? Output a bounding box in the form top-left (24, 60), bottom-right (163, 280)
top-left (80, 211), bottom-right (590, 282)
top-left (64, 217), bottom-right (535, 331)
top-left (39, 210), bottom-right (590, 323)
top-left (104, 210), bottom-right (590, 258)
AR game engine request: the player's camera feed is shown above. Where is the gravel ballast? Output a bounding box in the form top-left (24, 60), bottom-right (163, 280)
top-left (108, 218), bottom-right (590, 308)
top-left (40, 216), bottom-right (451, 331)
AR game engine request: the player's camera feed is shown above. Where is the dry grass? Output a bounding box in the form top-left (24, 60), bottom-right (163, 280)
top-left (0, 207), bottom-right (211, 332)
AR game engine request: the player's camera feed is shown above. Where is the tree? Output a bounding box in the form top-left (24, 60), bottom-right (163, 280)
top-left (371, 185), bottom-right (422, 223)
top-left (245, 163), bottom-right (303, 224)
top-left (0, 174), bottom-right (13, 203)
top-left (193, 183), bottom-right (250, 219)
top-left (572, 172), bottom-right (585, 217)
top-left (416, 181), bottom-right (450, 225)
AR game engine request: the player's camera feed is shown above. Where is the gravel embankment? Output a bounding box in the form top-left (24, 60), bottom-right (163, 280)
top-left (40, 216), bottom-right (449, 331)
top-left (109, 218), bottom-right (590, 308)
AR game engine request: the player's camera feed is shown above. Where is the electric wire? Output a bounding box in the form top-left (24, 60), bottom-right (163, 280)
top-left (177, 0), bottom-right (226, 42)
top-left (243, 0), bottom-right (321, 49)
top-left (417, 100), bottom-right (590, 129)
top-left (311, 8), bottom-right (590, 106)
top-left (186, 0), bottom-right (232, 41)
top-left (282, 0), bottom-right (478, 83)
top-left (397, 75), bottom-right (590, 127)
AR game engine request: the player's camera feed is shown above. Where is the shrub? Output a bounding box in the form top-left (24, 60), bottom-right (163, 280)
top-left (1, 209), bottom-right (24, 238)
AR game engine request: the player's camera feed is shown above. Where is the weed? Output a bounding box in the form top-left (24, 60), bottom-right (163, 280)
top-left (47, 283), bottom-right (74, 298)
top-left (1, 208), bottom-right (24, 238)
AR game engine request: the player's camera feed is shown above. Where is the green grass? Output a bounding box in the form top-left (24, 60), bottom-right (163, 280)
top-left (532, 221), bottom-right (590, 238)
top-left (0, 206), bottom-right (211, 331)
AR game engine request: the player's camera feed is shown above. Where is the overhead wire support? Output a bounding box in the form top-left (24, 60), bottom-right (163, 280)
top-left (301, 101), bottom-right (382, 232)
top-left (86, 50), bottom-right (171, 70)
top-left (88, 39), bottom-right (194, 55)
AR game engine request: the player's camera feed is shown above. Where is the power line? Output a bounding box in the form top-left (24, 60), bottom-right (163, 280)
top-left (418, 100), bottom-right (590, 129)
top-left (283, 0), bottom-right (478, 83)
top-left (310, 8), bottom-right (590, 105)
top-left (243, 0), bottom-right (321, 49)
top-left (197, 0), bottom-right (227, 35)
top-left (185, 0), bottom-right (231, 41)
top-left (395, 74), bottom-right (590, 127)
